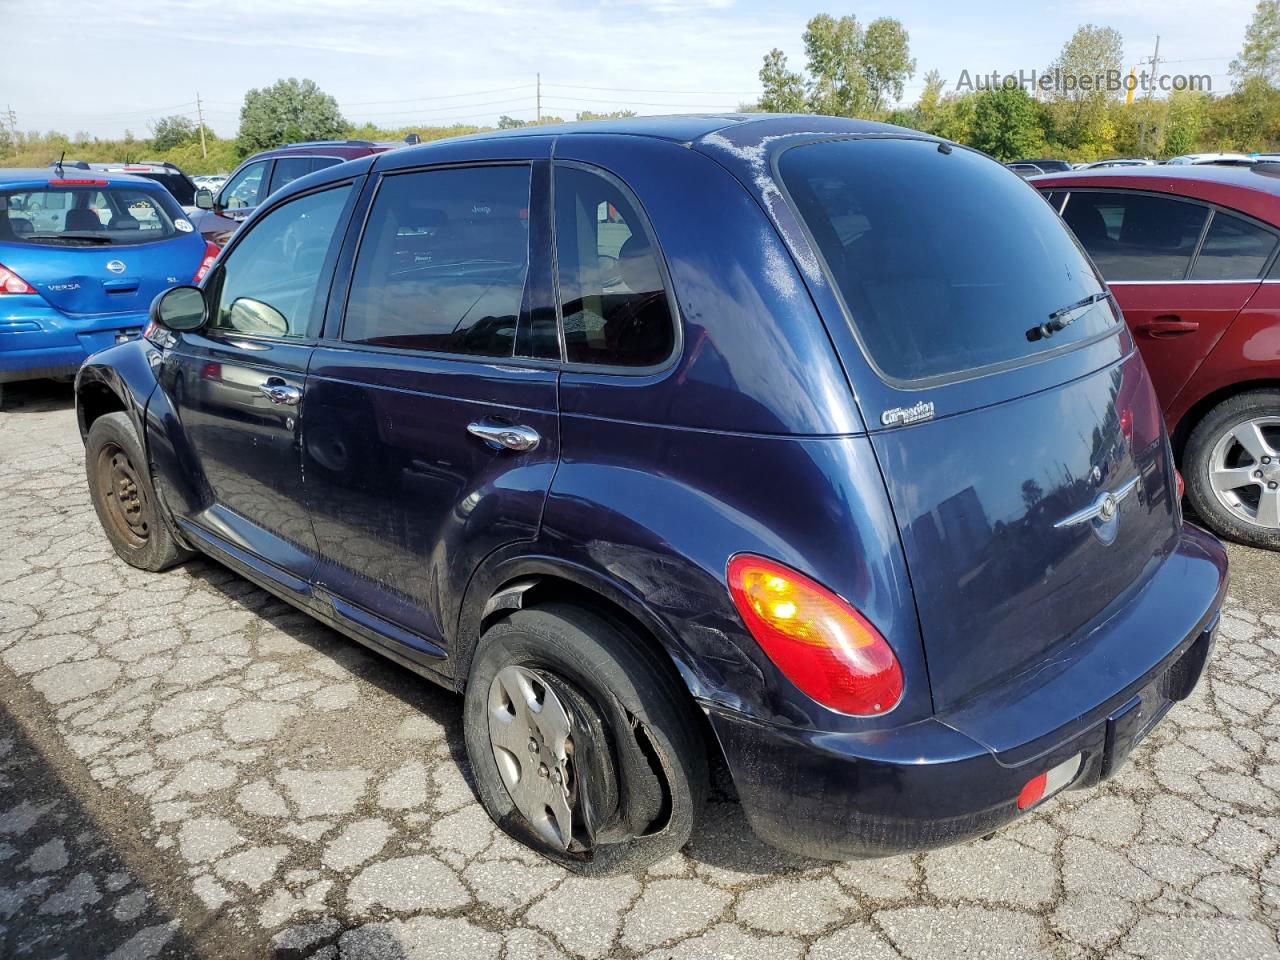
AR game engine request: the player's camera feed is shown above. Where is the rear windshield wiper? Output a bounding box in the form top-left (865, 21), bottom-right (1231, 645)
top-left (24, 233), bottom-right (115, 245)
top-left (1027, 291), bottom-right (1111, 342)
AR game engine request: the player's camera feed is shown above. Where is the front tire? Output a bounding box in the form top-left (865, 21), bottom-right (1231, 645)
top-left (1183, 389), bottom-right (1280, 550)
top-left (85, 412), bottom-right (191, 571)
top-left (463, 603), bottom-right (707, 875)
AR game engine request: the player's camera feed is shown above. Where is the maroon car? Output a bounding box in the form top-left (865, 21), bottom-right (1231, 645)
top-left (1033, 165), bottom-right (1280, 548)
top-left (189, 140), bottom-right (393, 246)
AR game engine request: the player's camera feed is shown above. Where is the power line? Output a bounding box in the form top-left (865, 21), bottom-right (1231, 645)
top-left (544, 82), bottom-right (762, 95)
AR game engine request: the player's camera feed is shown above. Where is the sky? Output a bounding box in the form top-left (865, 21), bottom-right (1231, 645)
top-left (0, 0), bottom-right (1256, 140)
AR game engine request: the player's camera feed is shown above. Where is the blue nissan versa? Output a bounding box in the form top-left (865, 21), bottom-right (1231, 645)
top-left (0, 169), bottom-right (218, 396)
top-left (74, 115), bottom-right (1228, 874)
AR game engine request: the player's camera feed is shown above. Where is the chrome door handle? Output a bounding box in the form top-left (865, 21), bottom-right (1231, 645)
top-left (467, 418), bottom-right (540, 452)
top-left (258, 378), bottom-right (301, 406)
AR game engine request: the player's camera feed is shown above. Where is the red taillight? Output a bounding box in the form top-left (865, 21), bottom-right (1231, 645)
top-left (200, 362), bottom-right (222, 381)
top-left (1175, 468), bottom-right (1185, 500)
top-left (48, 179), bottom-right (108, 186)
top-left (193, 241), bottom-right (220, 284)
top-left (0, 263), bottom-right (34, 295)
top-left (726, 554), bottom-right (903, 716)
top-left (1119, 407), bottom-right (1134, 450)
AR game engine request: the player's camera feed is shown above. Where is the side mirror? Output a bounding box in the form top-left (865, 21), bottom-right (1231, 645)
top-left (227, 297), bottom-right (288, 337)
top-left (195, 188), bottom-right (214, 211)
top-left (149, 286), bottom-right (207, 332)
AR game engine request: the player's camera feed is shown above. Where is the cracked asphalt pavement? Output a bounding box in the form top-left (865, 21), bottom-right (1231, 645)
top-left (2, 378), bottom-right (1280, 960)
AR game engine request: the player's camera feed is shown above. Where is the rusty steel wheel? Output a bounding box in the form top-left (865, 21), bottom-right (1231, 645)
top-left (95, 440), bottom-right (151, 548)
top-left (85, 412), bottom-right (190, 571)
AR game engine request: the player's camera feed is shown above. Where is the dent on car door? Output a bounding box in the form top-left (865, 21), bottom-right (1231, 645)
top-left (1060, 190), bottom-right (1274, 410)
top-left (153, 181), bottom-right (356, 583)
top-left (302, 161), bottom-right (560, 655)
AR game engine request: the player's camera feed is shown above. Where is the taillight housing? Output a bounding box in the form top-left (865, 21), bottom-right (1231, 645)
top-left (0, 263), bottom-right (34, 295)
top-left (1175, 467), bottom-right (1185, 500)
top-left (193, 241), bottom-right (220, 284)
top-left (726, 554), bottom-right (903, 716)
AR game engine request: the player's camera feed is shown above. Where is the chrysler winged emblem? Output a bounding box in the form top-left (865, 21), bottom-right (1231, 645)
top-left (1054, 476), bottom-right (1140, 545)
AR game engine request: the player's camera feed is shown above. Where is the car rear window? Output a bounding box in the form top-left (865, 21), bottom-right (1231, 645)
top-left (133, 172), bottom-right (196, 207)
top-left (0, 184), bottom-right (188, 246)
top-left (778, 138), bottom-right (1117, 382)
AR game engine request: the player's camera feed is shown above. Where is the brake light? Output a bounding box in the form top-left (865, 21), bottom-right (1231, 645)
top-left (726, 555), bottom-right (903, 716)
top-left (48, 179), bottom-right (108, 186)
top-left (0, 263), bottom-right (34, 295)
top-left (193, 241), bottom-right (220, 284)
top-left (1175, 468), bottom-right (1185, 500)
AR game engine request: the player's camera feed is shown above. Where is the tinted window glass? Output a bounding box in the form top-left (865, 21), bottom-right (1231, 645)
top-left (1061, 191), bottom-right (1207, 281)
top-left (778, 139), bottom-right (1116, 381)
top-left (0, 185), bottom-right (184, 245)
top-left (554, 165), bottom-right (674, 366)
top-left (1191, 212), bottom-right (1277, 280)
top-left (209, 184), bottom-right (351, 338)
top-left (342, 166), bottom-right (530, 358)
top-left (221, 161), bottom-right (268, 209)
top-left (269, 157), bottom-right (315, 195)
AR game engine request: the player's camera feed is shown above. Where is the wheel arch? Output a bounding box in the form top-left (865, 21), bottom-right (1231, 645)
top-left (453, 552), bottom-right (708, 701)
top-left (1171, 377), bottom-right (1280, 461)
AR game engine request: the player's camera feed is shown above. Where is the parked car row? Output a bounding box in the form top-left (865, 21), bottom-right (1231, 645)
top-left (1008, 153), bottom-right (1267, 178)
top-left (1031, 163), bottom-right (1280, 549)
top-left (71, 114), bottom-right (1227, 875)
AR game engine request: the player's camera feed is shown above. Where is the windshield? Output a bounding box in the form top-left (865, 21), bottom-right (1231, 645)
top-left (0, 184), bottom-right (188, 246)
top-left (777, 137), bottom-right (1117, 382)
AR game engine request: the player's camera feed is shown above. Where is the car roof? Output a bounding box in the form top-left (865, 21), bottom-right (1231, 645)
top-left (1029, 163), bottom-right (1280, 224)
top-left (1032, 162), bottom-right (1280, 195)
top-left (0, 168), bottom-right (168, 189)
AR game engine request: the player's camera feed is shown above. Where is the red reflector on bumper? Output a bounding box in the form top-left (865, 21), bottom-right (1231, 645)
top-left (1017, 753), bottom-right (1082, 810)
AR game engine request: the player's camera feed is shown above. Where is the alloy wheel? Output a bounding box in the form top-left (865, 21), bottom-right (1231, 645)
top-left (486, 665), bottom-right (577, 850)
top-left (1208, 416), bottom-right (1280, 529)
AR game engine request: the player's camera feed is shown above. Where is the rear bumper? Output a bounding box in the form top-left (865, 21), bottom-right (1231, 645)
top-left (709, 524), bottom-right (1227, 859)
top-left (0, 304), bottom-right (147, 382)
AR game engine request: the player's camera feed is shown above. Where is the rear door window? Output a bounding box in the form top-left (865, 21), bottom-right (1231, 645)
top-left (1061, 191), bottom-right (1208, 281)
top-left (269, 157), bottom-right (316, 195)
top-left (1190, 212), bottom-right (1277, 280)
top-left (341, 165), bottom-right (531, 358)
top-left (553, 164), bottom-right (675, 367)
top-left (778, 138), bottom-right (1116, 382)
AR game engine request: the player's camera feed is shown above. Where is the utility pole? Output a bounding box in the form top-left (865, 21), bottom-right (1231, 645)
top-left (1137, 35), bottom-right (1160, 154)
top-left (536, 73), bottom-right (541, 124)
top-left (196, 92), bottom-right (208, 159)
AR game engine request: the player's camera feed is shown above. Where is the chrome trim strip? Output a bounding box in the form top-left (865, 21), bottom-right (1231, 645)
top-left (1054, 476), bottom-right (1141, 529)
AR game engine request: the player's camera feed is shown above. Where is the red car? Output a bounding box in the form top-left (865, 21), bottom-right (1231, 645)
top-left (1033, 165), bottom-right (1280, 549)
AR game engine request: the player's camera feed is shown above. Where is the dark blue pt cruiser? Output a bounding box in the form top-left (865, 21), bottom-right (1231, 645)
top-left (75, 115), bottom-right (1228, 874)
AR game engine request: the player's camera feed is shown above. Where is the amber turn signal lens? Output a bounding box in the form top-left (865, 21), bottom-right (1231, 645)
top-left (726, 555), bottom-right (903, 716)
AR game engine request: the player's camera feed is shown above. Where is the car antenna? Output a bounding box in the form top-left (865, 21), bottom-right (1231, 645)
top-left (55, 151), bottom-right (65, 177)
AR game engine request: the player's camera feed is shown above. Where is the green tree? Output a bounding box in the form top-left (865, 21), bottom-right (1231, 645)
top-left (1232, 0), bottom-right (1280, 87)
top-left (497, 115), bottom-right (527, 129)
top-left (237, 78), bottom-right (346, 154)
top-left (915, 69), bottom-right (946, 127)
top-left (151, 115), bottom-right (195, 152)
top-left (1162, 90), bottom-right (1210, 156)
top-left (930, 92), bottom-right (977, 143)
top-left (1045, 25), bottom-right (1124, 150)
top-left (862, 18), bottom-right (916, 112)
top-left (968, 86), bottom-right (1044, 160)
top-left (759, 48), bottom-right (807, 112)
top-left (758, 13), bottom-right (915, 118)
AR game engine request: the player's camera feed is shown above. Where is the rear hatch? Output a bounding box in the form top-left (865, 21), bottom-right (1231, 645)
top-left (775, 136), bottom-right (1182, 710)
top-left (1, 178), bottom-right (203, 315)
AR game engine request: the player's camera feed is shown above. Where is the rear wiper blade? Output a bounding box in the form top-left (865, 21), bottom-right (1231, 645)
top-left (1026, 291), bottom-right (1111, 342)
top-left (25, 233), bottom-right (114, 245)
